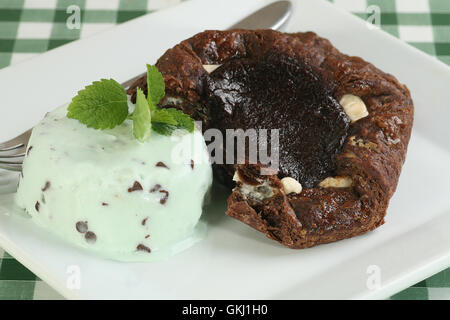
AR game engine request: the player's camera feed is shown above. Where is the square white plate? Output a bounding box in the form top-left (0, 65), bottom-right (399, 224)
top-left (1, 0), bottom-right (450, 299)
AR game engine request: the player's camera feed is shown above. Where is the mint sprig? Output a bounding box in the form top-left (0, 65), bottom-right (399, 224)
top-left (152, 123), bottom-right (178, 136)
top-left (132, 88), bottom-right (152, 142)
top-left (147, 64), bottom-right (165, 108)
top-left (67, 79), bottom-right (128, 129)
top-left (67, 64), bottom-right (195, 142)
top-left (164, 108), bottom-right (195, 133)
top-left (152, 109), bottom-right (178, 126)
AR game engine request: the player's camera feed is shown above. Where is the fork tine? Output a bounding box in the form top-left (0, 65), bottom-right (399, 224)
top-left (0, 130), bottom-right (32, 151)
top-left (0, 163), bottom-right (22, 172)
top-left (0, 145), bottom-right (26, 158)
top-left (0, 158), bottom-right (24, 165)
top-left (0, 153), bottom-right (25, 159)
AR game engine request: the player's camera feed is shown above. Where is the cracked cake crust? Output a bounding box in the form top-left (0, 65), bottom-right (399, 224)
top-left (127, 29), bottom-right (414, 248)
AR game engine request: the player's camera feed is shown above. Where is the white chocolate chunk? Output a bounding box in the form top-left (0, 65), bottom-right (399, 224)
top-left (203, 64), bottom-right (221, 73)
top-left (339, 94), bottom-right (369, 122)
top-left (240, 182), bottom-right (274, 201)
top-left (233, 170), bottom-right (272, 200)
top-left (281, 177), bottom-right (303, 194)
top-left (319, 176), bottom-right (353, 188)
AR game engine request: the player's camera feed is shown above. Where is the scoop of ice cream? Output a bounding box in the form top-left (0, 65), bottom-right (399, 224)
top-left (15, 102), bottom-right (212, 262)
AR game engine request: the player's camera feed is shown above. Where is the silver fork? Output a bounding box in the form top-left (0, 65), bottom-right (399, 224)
top-left (0, 130), bottom-right (32, 171)
top-left (0, 0), bottom-right (292, 172)
top-left (0, 73), bottom-right (145, 172)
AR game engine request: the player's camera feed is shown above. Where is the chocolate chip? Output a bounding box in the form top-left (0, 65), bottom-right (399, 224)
top-left (190, 160), bottom-right (194, 169)
top-left (101, 202), bottom-right (108, 206)
top-left (155, 161), bottom-right (169, 169)
top-left (149, 184), bottom-right (161, 193)
top-left (27, 146), bottom-right (33, 156)
top-left (142, 217), bottom-right (148, 226)
top-left (136, 244), bottom-right (151, 253)
top-left (145, 235), bottom-right (150, 239)
top-left (76, 221), bottom-right (88, 233)
top-left (128, 181), bottom-right (143, 192)
top-left (159, 190), bottom-right (169, 205)
top-left (85, 231), bottom-right (97, 244)
top-left (41, 181), bottom-right (51, 192)
top-left (35, 201), bottom-right (40, 212)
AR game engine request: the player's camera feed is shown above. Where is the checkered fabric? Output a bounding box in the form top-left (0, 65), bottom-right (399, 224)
top-left (333, 0), bottom-right (450, 65)
top-left (0, 0), bottom-right (449, 300)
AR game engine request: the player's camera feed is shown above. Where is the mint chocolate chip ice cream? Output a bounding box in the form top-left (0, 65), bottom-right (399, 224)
top-left (15, 103), bottom-right (212, 262)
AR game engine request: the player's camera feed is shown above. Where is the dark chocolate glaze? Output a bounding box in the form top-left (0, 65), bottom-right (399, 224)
top-left (205, 54), bottom-right (350, 188)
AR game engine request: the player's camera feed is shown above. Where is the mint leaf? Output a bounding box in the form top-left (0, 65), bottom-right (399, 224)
top-left (66, 65), bottom-right (193, 143)
top-left (151, 108), bottom-right (194, 134)
top-left (147, 64), bottom-right (165, 107)
top-left (67, 79), bottom-right (128, 129)
top-left (164, 108), bottom-right (195, 132)
top-left (132, 88), bottom-right (152, 142)
top-left (145, 65), bottom-right (194, 135)
top-left (152, 109), bottom-right (178, 126)
top-left (152, 123), bottom-right (177, 136)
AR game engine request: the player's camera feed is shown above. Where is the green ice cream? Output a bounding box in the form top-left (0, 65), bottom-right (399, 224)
top-left (15, 102), bottom-right (212, 262)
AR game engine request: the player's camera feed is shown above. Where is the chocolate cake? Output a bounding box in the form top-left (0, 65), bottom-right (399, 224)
top-left (127, 30), bottom-right (414, 248)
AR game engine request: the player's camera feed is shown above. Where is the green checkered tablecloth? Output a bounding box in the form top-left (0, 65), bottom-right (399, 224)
top-left (0, 0), bottom-right (449, 300)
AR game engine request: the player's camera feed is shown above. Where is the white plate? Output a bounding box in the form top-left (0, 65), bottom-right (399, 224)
top-left (1, 0), bottom-right (450, 300)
